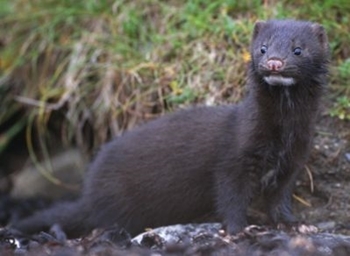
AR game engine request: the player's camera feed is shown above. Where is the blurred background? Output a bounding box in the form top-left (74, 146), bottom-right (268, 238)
top-left (0, 0), bottom-right (349, 232)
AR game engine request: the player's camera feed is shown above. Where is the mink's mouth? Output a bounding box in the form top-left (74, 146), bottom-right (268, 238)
top-left (263, 75), bottom-right (295, 86)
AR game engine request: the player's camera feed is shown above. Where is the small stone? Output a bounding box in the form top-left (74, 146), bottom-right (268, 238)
top-left (316, 221), bottom-right (336, 230)
top-left (345, 153), bottom-right (350, 163)
top-left (218, 229), bottom-right (226, 236)
top-left (297, 224), bottom-right (318, 234)
top-left (334, 183), bottom-right (341, 188)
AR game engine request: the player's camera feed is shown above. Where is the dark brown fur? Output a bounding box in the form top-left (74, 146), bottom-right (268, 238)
top-left (12, 20), bottom-right (330, 237)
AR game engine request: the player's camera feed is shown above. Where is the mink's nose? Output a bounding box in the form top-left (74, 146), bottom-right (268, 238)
top-left (267, 59), bottom-right (284, 71)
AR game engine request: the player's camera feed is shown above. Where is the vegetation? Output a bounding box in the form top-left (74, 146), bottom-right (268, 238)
top-left (0, 0), bottom-right (349, 160)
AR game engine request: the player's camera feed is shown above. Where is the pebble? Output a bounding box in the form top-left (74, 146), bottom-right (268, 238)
top-left (316, 221), bottom-right (336, 231)
top-left (345, 153), bottom-right (350, 163)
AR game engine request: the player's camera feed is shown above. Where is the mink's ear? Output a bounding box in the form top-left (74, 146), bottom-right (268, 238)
top-left (252, 21), bottom-right (267, 41)
top-left (311, 23), bottom-right (329, 53)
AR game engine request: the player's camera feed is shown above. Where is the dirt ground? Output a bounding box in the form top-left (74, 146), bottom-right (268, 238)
top-left (294, 114), bottom-right (350, 235)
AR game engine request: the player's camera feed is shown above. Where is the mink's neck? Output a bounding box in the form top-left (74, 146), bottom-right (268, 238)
top-left (248, 71), bottom-right (324, 124)
top-left (242, 71), bottom-right (324, 153)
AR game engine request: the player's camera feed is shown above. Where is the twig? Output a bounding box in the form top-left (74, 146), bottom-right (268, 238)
top-left (305, 165), bottom-right (314, 193)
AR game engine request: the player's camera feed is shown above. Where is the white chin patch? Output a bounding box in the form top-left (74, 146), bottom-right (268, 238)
top-left (264, 75), bottom-right (295, 86)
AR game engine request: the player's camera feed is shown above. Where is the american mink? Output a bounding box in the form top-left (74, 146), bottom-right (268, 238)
top-left (11, 20), bottom-right (329, 238)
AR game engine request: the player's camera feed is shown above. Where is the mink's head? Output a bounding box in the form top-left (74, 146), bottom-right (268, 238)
top-left (249, 20), bottom-right (330, 87)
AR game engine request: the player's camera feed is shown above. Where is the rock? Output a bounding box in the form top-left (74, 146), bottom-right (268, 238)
top-left (10, 149), bottom-right (85, 200)
top-left (317, 221), bottom-right (336, 231)
top-left (132, 223), bottom-right (223, 248)
top-left (345, 153), bottom-right (350, 163)
top-left (131, 223), bottom-right (350, 255)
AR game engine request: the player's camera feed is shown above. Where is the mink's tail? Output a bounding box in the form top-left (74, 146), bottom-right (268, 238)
top-left (10, 199), bottom-right (92, 238)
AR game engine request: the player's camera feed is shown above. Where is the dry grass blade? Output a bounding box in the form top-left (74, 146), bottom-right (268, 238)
top-left (305, 165), bottom-right (314, 193)
top-left (293, 194), bottom-right (312, 208)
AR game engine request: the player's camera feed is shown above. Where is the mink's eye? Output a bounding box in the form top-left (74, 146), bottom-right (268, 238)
top-left (260, 45), bottom-right (267, 54)
top-left (293, 47), bottom-right (302, 55)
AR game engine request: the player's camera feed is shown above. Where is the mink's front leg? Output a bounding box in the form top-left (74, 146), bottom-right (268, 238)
top-left (216, 172), bottom-right (251, 234)
top-left (215, 157), bottom-right (259, 234)
top-left (265, 170), bottom-right (299, 225)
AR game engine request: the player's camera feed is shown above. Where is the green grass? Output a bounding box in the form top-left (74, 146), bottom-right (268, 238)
top-left (0, 0), bottom-right (349, 161)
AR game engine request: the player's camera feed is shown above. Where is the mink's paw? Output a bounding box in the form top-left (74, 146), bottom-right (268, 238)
top-left (225, 222), bottom-right (247, 236)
